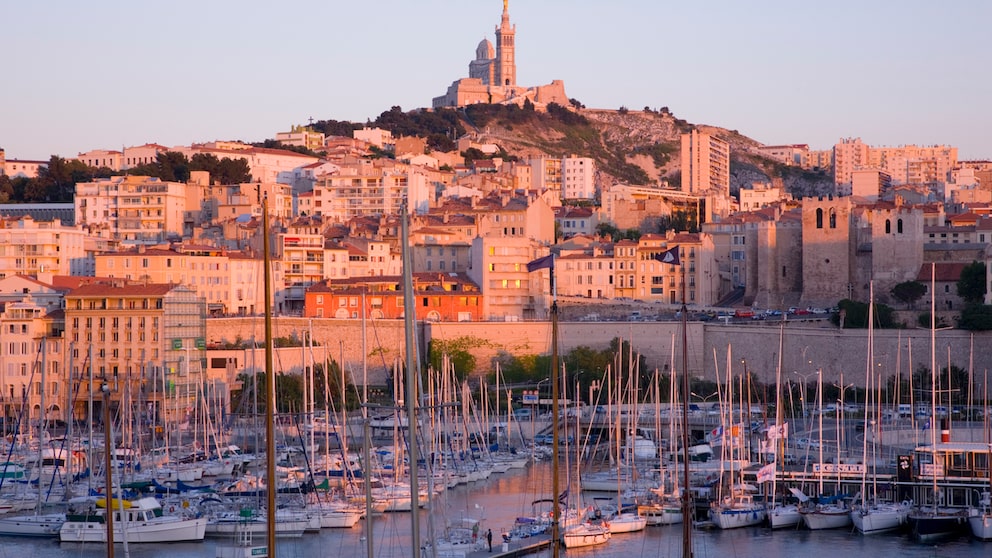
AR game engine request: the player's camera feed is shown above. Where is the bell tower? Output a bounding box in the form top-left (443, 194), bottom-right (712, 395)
top-left (494, 0), bottom-right (516, 87)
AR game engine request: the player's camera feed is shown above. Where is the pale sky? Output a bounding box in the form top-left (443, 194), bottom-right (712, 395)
top-left (3, 0), bottom-right (990, 161)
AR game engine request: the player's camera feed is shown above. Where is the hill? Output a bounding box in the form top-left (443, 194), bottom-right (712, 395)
top-left (356, 103), bottom-right (835, 199)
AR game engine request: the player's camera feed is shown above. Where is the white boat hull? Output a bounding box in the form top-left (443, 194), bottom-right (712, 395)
top-left (768, 505), bottom-right (801, 529)
top-left (0, 513), bottom-right (65, 537)
top-left (59, 516), bottom-right (207, 543)
top-left (606, 513), bottom-right (646, 533)
top-left (561, 523), bottom-right (611, 548)
top-left (969, 510), bottom-right (992, 540)
top-left (851, 503), bottom-right (909, 534)
top-left (709, 505), bottom-right (766, 529)
top-left (639, 504), bottom-right (682, 526)
top-left (801, 507), bottom-right (852, 530)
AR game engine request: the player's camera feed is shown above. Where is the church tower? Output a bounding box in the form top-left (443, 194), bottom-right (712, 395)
top-left (494, 0), bottom-right (516, 87)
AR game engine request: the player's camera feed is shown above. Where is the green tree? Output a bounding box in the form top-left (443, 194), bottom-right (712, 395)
top-left (957, 261), bottom-right (987, 304)
top-left (891, 280), bottom-right (927, 309)
top-left (957, 304), bottom-right (992, 330)
top-left (833, 299), bottom-right (896, 328)
top-left (428, 336), bottom-right (484, 381)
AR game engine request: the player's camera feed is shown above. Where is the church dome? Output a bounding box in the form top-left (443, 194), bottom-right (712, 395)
top-left (475, 38), bottom-right (494, 60)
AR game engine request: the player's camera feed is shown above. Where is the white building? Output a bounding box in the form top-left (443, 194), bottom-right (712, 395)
top-left (0, 216), bottom-right (94, 277)
top-left (681, 130), bottom-right (730, 196)
top-left (75, 175), bottom-right (188, 245)
top-left (561, 155), bottom-right (596, 200)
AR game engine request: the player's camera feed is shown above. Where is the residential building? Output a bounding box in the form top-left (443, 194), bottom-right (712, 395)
top-left (75, 149), bottom-right (123, 171)
top-left (556, 250), bottom-right (615, 299)
top-left (757, 144), bottom-right (809, 166)
top-left (0, 215), bottom-right (94, 277)
top-left (312, 159), bottom-right (434, 219)
top-left (556, 206), bottom-right (597, 239)
top-left (276, 125), bottom-right (325, 152)
top-left (0, 299), bottom-right (65, 423)
top-left (122, 144), bottom-right (170, 169)
top-left (303, 273), bottom-right (482, 321)
top-left (64, 282), bottom-right (206, 425)
top-left (680, 130), bottom-right (730, 196)
top-left (74, 175), bottom-right (187, 245)
top-left (561, 156), bottom-right (596, 200)
top-left (3, 158), bottom-right (47, 179)
top-left (94, 245), bottom-right (267, 316)
top-left (467, 236), bottom-right (548, 320)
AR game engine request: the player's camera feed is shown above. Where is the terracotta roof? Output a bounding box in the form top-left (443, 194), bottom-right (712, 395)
top-left (916, 262), bottom-right (967, 282)
top-left (68, 283), bottom-right (175, 297)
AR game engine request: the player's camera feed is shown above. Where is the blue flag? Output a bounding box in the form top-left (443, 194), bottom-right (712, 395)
top-left (653, 246), bottom-right (680, 266)
top-left (526, 254), bottom-right (554, 272)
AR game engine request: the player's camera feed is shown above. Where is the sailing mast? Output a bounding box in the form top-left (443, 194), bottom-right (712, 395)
top-left (262, 195), bottom-right (277, 558)
top-left (656, 242), bottom-right (691, 557)
top-left (400, 206), bottom-right (422, 558)
top-left (549, 258), bottom-right (561, 558)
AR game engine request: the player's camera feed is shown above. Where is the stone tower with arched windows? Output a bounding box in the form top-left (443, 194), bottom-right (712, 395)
top-left (801, 196), bottom-right (856, 306)
top-left (858, 201), bottom-right (925, 303)
top-left (494, 0), bottom-right (517, 87)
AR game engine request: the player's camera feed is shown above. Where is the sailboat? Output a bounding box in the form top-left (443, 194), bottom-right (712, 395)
top-left (0, 337), bottom-right (67, 538)
top-left (709, 348), bottom-right (767, 529)
top-left (908, 264), bottom-right (969, 542)
top-left (851, 282), bottom-right (910, 535)
top-left (967, 370), bottom-right (992, 540)
top-left (765, 323), bottom-right (801, 530)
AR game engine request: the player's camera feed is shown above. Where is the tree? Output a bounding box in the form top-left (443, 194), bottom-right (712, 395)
top-left (891, 280), bottom-right (927, 309)
top-left (957, 304), bottom-right (992, 330)
top-left (957, 261), bottom-right (987, 304)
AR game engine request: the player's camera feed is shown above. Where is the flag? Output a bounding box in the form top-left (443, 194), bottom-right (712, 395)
top-left (766, 422), bottom-right (789, 441)
top-left (757, 462), bottom-right (776, 484)
top-left (653, 246), bottom-right (680, 266)
top-left (526, 254), bottom-right (554, 272)
top-left (706, 425), bottom-right (723, 443)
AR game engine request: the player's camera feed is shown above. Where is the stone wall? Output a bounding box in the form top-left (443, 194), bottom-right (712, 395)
top-left (207, 317), bottom-right (992, 394)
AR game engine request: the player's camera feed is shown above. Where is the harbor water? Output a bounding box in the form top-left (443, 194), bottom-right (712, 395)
top-left (4, 461), bottom-right (988, 558)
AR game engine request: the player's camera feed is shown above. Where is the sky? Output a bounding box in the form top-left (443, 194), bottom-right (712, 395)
top-left (3, 0), bottom-right (990, 161)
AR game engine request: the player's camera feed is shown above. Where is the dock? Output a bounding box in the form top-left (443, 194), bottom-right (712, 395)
top-left (465, 533), bottom-right (552, 558)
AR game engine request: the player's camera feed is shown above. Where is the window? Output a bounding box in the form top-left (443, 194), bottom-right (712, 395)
top-left (885, 220), bottom-right (891, 234)
top-left (897, 219), bottom-right (903, 234)
top-left (829, 209), bottom-right (837, 229)
top-left (816, 208), bottom-right (823, 229)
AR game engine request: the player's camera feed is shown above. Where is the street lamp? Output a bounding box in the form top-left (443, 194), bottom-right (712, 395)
top-left (794, 370), bottom-right (819, 431)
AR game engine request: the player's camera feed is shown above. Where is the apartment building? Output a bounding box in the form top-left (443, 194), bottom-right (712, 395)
top-left (556, 251), bottom-right (615, 299)
top-left (94, 245), bottom-right (266, 316)
top-left (312, 159), bottom-right (434, 220)
top-left (468, 236), bottom-right (549, 320)
top-left (0, 300), bottom-right (65, 423)
top-left (561, 156), bottom-right (596, 200)
top-left (631, 233), bottom-right (717, 306)
top-left (0, 216), bottom-right (94, 277)
top-left (681, 130), bottom-right (730, 196)
top-left (64, 282), bottom-right (206, 425)
top-left (276, 125), bottom-right (325, 152)
top-left (74, 175), bottom-right (187, 245)
top-left (304, 273), bottom-right (482, 321)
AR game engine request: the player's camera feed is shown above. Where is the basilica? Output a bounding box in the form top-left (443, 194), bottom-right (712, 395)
top-left (432, 1), bottom-right (568, 109)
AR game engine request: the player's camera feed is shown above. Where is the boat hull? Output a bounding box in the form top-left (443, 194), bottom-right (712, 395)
top-left (0, 513), bottom-right (66, 537)
top-left (851, 503), bottom-right (909, 535)
top-left (59, 517), bottom-right (207, 543)
top-left (561, 523), bottom-right (610, 548)
top-left (969, 510), bottom-right (992, 540)
top-left (908, 509), bottom-right (968, 542)
top-left (709, 505), bottom-right (766, 529)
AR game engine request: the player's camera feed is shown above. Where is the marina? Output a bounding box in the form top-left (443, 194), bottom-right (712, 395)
top-left (0, 460), bottom-right (990, 558)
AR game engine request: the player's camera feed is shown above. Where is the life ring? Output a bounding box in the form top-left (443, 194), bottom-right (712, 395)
top-left (901, 500), bottom-right (910, 507)
top-left (169, 506), bottom-right (175, 513)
